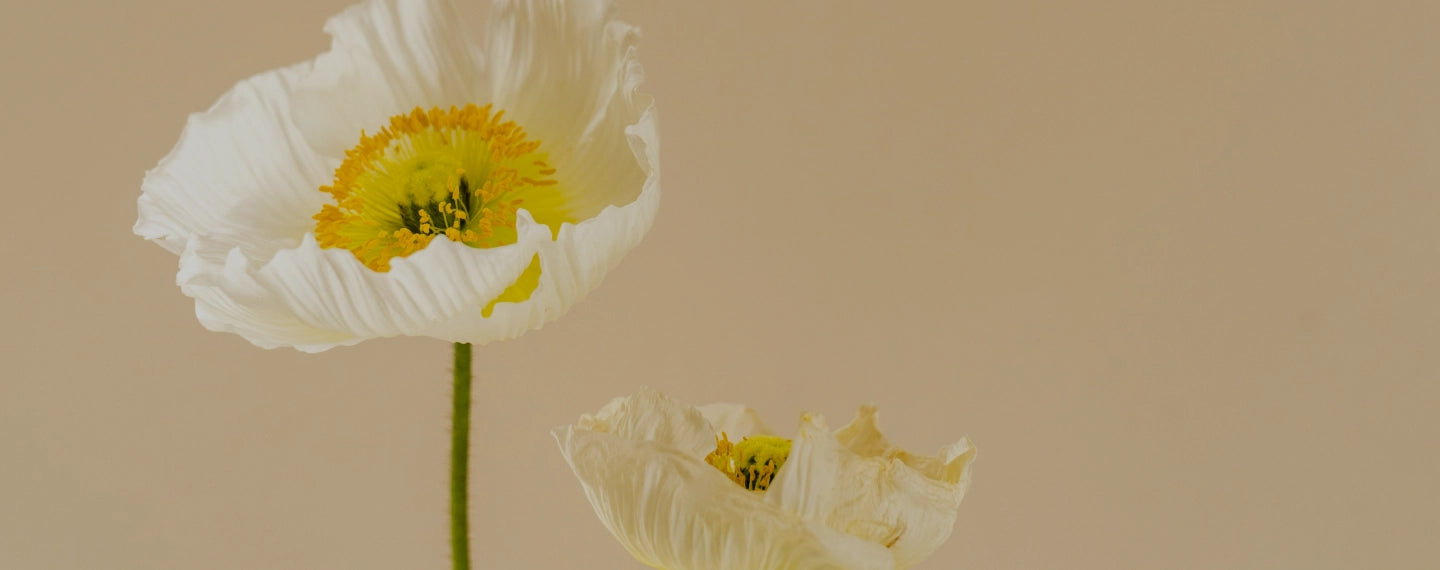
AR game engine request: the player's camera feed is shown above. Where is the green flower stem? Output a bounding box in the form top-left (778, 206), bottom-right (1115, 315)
top-left (451, 342), bottom-right (473, 570)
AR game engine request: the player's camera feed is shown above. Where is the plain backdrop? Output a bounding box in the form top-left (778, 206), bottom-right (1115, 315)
top-left (2, 0), bottom-right (1438, 568)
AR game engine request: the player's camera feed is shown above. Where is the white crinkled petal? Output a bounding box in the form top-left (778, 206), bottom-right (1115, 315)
top-left (291, 0), bottom-right (488, 156)
top-left (137, 0), bottom-right (660, 351)
top-left (226, 217), bottom-right (546, 349)
top-left (769, 411), bottom-right (977, 570)
top-left (136, 61), bottom-right (334, 259)
top-left (555, 392), bottom-right (895, 570)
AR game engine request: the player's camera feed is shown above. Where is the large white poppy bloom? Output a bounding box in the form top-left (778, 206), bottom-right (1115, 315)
top-left (135, 0), bottom-right (658, 352)
top-left (554, 389), bottom-right (977, 570)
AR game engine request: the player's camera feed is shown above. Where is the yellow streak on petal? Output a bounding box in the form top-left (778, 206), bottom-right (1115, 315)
top-left (481, 254), bottom-right (543, 318)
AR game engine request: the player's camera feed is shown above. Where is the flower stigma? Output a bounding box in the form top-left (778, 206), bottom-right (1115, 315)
top-left (705, 432), bottom-right (792, 492)
top-left (314, 104), bottom-right (573, 273)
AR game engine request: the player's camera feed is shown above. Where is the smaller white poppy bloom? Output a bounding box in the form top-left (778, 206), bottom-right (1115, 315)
top-left (554, 389), bottom-right (977, 570)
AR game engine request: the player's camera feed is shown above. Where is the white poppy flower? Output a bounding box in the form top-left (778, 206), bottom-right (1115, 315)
top-left (135, 0), bottom-right (658, 352)
top-left (554, 389), bottom-right (977, 570)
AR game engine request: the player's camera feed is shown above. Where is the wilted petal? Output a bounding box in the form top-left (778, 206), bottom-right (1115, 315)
top-left (771, 409), bottom-right (976, 569)
top-left (575, 387), bottom-right (715, 457)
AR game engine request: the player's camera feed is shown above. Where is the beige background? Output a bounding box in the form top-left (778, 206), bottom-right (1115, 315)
top-left (2, 0), bottom-right (1437, 568)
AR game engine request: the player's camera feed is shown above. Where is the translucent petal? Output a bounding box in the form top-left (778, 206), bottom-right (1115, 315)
top-left (291, 0), bottom-right (488, 157)
top-left (487, 0), bottom-right (651, 218)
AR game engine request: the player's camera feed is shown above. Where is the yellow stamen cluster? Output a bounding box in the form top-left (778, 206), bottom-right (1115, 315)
top-left (705, 432), bottom-right (792, 492)
top-left (313, 104), bottom-right (570, 272)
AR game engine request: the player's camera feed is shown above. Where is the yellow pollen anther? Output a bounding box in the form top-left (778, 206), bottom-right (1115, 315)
top-left (312, 103), bottom-right (573, 272)
top-left (705, 432), bottom-right (792, 492)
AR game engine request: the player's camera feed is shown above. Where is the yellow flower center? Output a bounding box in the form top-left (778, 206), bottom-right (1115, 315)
top-left (705, 432), bottom-right (792, 491)
top-left (314, 104), bottom-right (573, 273)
